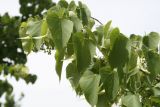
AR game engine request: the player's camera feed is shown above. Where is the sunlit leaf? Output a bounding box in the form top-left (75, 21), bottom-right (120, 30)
top-left (47, 10), bottom-right (73, 50)
top-left (104, 20), bottom-right (112, 39)
top-left (70, 13), bottom-right (83, 32)
top-left (122, 94), bottom-right (142, 107)
top-left (26, 18), bottom-right (42, 37)
top-left (19, 22), bottom-right (33, 53)
top-left (47, 9), bottom-right (73, 79)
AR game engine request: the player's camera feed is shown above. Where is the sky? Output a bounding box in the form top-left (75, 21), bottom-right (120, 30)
top-left (0, 0), bottom-right (160, 107)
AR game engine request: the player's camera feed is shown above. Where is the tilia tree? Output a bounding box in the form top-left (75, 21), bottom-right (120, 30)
top-left (19, 0), bottom-right (160, 107)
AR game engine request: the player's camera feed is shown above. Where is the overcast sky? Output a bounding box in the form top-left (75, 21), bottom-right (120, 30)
top-left (0, 0), bottom-right (160, 107)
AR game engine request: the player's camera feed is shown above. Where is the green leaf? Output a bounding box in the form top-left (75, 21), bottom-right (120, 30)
top-left (152, 87), bottom-right (160, 96)
top-left (61, 19), bottom-right (74, 47)
top-left (58, 0), bottom-right (68, 8)
top-left (130, 34), bottom-right (142, 48)
top-left (150, 96), bottom-right (160, 104)
top-left (145, 51), bottom-right (160, 79)
top-left (88, 40), bottom-right (96, 58)
top-left (66, 61), bottom-right (80, 88)
top-left (78, 1), bottom-right (91, 26)
top-left (110, 28), bottom-right (120, 49)
top-left (117, 67), bottom-right (125, 85)
top-left (19, 18), bottom-right (46, 52)
top-left (26, 18), bottom-right (42, 37)
top-left (122, 94), bottom-right (142, 107)
top-left (101, 21), bottom-right (112, 49)
top-left (26, 19), bottom-right (44, 51)
top-left (49, 5), bottom-right (65, 18)
top-left (73, 33), bottom-right (92, 73)
top-left (104, 20), bottom-right (112, 39)
top-left (41, 19), bottom-right (48, 36)
top-left (47, 10), bottom-right (73, 79)
top-left (79, 2), bottom-right (91, 18)
top-left (128, 49), bottom-right (138, 71)
top-left (88, 18), bottom-right (95, 29)
top-left (22, 38), bottom-right (34, 54)
top-left (155, 83), bottom-right (160, 88)
top-left (96, 93), bottom-right (110, 107)
top-left (94, 26), bottom-right (104, 46)
top-left (80, 8), bottom-right (88, 26)
top-left (143, 32), bottom-right (160, 50)
top-left (19, 22), bottom-right (34, 54)
top-left (55, 50), bottom-right (64, 80)
top-left (79, 71), bottom-right (100, 106)
top-left (33, 39), bottom-right (43, 51)
top-left (70, 14), bottom-right (83, 32)
top-left (68, 1), bottom-right (77, 11)
top-left (25, 74), bottom-right (37, 84)
top-left (100, 69), bottom-right (119, 100)
top-left (109, 33), bottom-right (129, 68)
top-left (47, 10), bottom-right (73, 51)
top-left (66, 36), bottom-right (74, 58)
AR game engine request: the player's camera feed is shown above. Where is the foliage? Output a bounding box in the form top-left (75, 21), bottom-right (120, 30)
top-left (0, 13), bottom-right (36, 107)
top-left (19, 0), bottom-right (160, 107)
top-left (0, 0), bottom-right (55, 106)
top-left (19, 0), bottom-right (55, 21)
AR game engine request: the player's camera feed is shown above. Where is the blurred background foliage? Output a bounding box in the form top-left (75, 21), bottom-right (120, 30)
top-left (0, 0), bottom-right (55, 106)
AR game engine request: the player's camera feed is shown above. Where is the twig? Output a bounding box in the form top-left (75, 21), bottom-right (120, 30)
top-left (91, 17), bottom-right (103, 25)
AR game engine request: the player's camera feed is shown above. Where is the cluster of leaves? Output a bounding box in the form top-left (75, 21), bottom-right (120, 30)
top-left (0, 79), bottom-right (24, 107)
top-left (19, 0), bottom-right (160, 107)
top-left (0, 13), bottom-right (37, 107)
top-left (19, 0), bottom-right (55, 21)
top-left (0, 0), bottom-right (55, 106)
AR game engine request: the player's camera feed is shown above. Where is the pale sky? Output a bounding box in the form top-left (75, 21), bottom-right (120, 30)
top-left (0, 0), bottom-right (160, 107)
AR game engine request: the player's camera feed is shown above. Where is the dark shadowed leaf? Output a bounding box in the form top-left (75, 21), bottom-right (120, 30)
top-left (143, 32), bottom-right (160, 50)
top-left (145, 50), bottom-right (160, 79)
top-left (96, 92), bottom-right (110, 107)
top-left (73, 32), bottom-right (92, 73)
top-left (78, 1), bottom-right (91, 26)
top-left (109, 33), bottom-right (129, 68)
